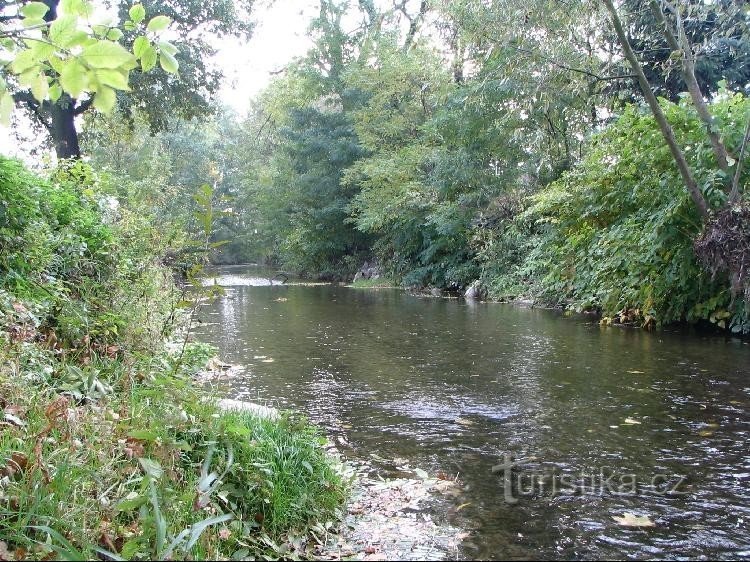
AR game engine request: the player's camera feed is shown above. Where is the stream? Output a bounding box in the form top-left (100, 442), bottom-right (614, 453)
top-left (193, 265), bottom-right (750, 560)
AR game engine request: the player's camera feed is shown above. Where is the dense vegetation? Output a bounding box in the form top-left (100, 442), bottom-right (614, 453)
top-left (0, 0), bottom-right (748, 558)
top-left (0, 155), bottom-right (347, 559)
top-left (127, 0), bottom-right (744, 333)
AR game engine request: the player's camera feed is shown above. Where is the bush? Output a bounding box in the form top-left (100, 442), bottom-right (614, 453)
top-left (522, 93), bottom-right (750, 330)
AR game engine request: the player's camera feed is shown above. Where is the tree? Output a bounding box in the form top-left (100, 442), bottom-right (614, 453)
top-left (1, 0), bottom-right (254, 159)
top-left (603, 0), bottom-right (750, 310)
top-left (0, 0), bottom-right (179, 158)
top-left (115, 0), bottom-right (255, 134)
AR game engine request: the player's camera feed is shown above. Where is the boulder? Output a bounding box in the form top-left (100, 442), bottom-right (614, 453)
top-left (465, 280), bottom-right (484, 301)
top-left (217, 398), bottom-right (280, 421)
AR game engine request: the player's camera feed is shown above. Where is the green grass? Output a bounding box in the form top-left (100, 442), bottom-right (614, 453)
top-left (348, 277), bottom-right (397, 289)
top-left (0, 341), bottom-right (349, 561)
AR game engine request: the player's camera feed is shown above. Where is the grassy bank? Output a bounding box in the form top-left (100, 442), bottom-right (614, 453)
top-left (348, 277), bottom-right (397, 289)
top-left (0, 157), bottom-right (348, 560)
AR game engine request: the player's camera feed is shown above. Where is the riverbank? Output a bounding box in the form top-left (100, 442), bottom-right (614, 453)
top-left (199, 362), bottom-right (469, 561)
top-left (0, 336), bottom-right (351, 560)
top-left (0, 157), bottom-right (350, 560)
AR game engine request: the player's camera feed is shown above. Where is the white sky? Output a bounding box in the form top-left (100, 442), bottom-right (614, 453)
top-left (214, 0), bottom-right (319, 113)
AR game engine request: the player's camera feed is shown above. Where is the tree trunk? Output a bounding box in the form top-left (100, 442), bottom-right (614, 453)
top-left (49, 97), bottom-right (81, 160)
top-left (42, 0), bottom-right (80, 160)
top-left (602, 0), bottom-right (709, 220)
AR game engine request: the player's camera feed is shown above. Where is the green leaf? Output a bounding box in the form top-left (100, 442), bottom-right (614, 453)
top-left (146, 15), bottom-right (171, 32)
top-left (106, 28), bottom-right (124, 41)
top-left (159, 51), bottom-right (178, 74)
top-left (140, 46), bottom-right (157, 72)
top-left (59, 60), bottom-right (88, 97)
top-left (20, 2), bottom-right (50, 19)
top-left (127, 429), bottom-right (157, 441)
top-left (24, 38), bottom-right (55, 59)
top-left (138, 457), bottom-right (163, 479)
top-left (129, 4), bottom-right (146, 24)
top-left (49, 83), bottom-right (62, 102)
top-left (116, 493), bottom-right (147, 512)
top-left (31, 72), bottom-right (49, 102)
top-left (95, 69), bottom-right (130, 90)
top-left (123, 20), bottom-right (136, 31)
top-left (10, 49), bottom-right (38, 74)
top-left (47, 55), bottom-right (64, 74)
top-left (157, 40), bottom-right (178, 56)
top-left (82, 40), bottom-right (136, 69)
top-left (93, 86), bottom-right (117, 113)
top-left (0, 92), bottom-right (13, 127)
top-left (133, 36), bottom-right (150, 59)
top-left (49, 15), bottom-right (79, 48)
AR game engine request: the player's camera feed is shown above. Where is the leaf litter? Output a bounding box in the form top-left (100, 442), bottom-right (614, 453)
top-left (315, 445), bottom-right (468, 561)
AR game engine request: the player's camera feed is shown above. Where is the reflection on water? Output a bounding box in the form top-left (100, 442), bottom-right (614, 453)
top-left (193, 265), bottom-right (750, 560)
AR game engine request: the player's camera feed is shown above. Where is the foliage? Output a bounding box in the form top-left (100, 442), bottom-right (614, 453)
top-left (523, 94), bottom-right (750, 330)
top-left (0, 0), bottom-right (178, 123)
top-left (0, 157), bottom-right (348, 560)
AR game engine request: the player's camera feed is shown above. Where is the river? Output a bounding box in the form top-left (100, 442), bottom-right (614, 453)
top-left (193, 265), bottom-right (750, 560)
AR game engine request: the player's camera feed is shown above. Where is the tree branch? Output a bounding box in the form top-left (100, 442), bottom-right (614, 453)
top-left (603, 0), bottom-right (709, 220)
top-left (657, 0), bottom-right (732, 173)
top-left (74, 96), bottom-right (94, 116)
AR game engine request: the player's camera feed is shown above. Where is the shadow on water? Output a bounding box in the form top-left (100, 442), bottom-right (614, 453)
top-left (193, 265), bottom-right (750, 560)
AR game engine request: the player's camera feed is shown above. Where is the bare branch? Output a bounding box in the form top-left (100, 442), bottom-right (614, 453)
top-left (730, 114), bottom-right (750, 204)
top-left (74, 96), bottom-right (94, 116)
top-left (603, 0), bottom-right (709, 219)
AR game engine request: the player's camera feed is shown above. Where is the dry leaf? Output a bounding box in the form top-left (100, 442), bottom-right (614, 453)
top-left (623, 417), bottom-right (641, 425)
top-left (612, 513), bottom-right (655, 527)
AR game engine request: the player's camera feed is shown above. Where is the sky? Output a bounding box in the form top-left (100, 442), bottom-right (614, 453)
top-left (214, 0), bottom-right (319, 113)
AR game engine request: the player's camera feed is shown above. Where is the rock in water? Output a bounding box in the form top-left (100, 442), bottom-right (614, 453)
top-left (217, 398), bottom-right (280, 420)
top-left (464, 280), bottom-right (484, 301)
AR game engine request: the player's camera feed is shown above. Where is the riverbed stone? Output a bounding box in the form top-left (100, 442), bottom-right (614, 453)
top-left (464, 280), bottom-right (484, 301)
top-left (217, 398), bottom-right (280, 420)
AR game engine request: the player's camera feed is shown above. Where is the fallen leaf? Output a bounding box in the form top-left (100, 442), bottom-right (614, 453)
top-left (413, 468), bottom-right (429, 479)
top-left (627, 370), bottom-right (645, 374)
top-left (0, 541), bottom-right (11, 561)
top-left (612, 513), bottom-right (655, 527)
top-left (455, 418), bottom-right (474, 426)
top-left (623, 417), bottom-right (641, 425)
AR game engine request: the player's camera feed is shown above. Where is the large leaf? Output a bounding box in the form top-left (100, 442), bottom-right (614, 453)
top-left (20, 2), bottom-right (49, 20)
top-left (129, 3), bottom-right (146, 24)
top-left (48, 15), bottom-right (79, 48)
top-left (95, 69), bottom-right (130, 91)
top-left (59, 60), bottom-right (88, 98)
top-left (81, 40), bottom-right (136, 70)
top-left (140, 46), bottom-right (157, 72)
top-left (146, 15), bottom-right (171, 32)
top-left (133, 36), bottom-right (150, 59)
top-left (159, 51), bottom-right (179, 74)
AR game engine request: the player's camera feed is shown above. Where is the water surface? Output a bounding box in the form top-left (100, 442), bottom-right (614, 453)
top-left (193, 265), bottom-right (750, 560)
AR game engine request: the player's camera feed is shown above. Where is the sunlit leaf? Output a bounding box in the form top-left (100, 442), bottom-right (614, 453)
top-left (159, 51), bottom-right (179, 74)
top-left (146, 15), bottom-right (171, 32)
top-left (20, 2), bottom-right (50, 20)
top-left (81, 40), bottom-right (136, 69)
top-left (129, 3), bottom-right (146, 24)
top-left (140, 46), bottom-right (157, 72)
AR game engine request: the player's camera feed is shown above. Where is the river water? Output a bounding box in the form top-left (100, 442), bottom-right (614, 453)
top-left (193, 265), bottom-right (750, 560)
